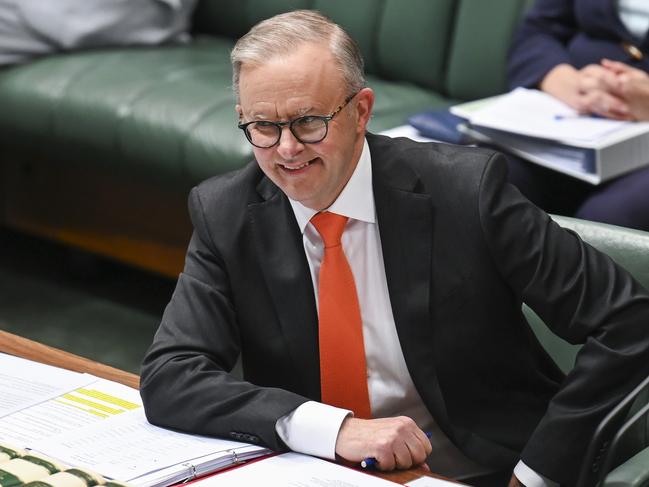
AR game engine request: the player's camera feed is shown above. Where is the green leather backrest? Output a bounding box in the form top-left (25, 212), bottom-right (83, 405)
top-left (192, 0), bottom-right (312, 40)
top-left (373, 0), bottom-right (456, 91)
top-left (192, 0), bottom-right (530, 100)
top-left (445, 0), bottom-right (529, 99)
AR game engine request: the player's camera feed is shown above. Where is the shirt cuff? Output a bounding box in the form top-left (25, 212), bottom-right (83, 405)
top-left (514, 461), bottom-right (559, 487)
top-left (275, 401), bottom-right (351, 460)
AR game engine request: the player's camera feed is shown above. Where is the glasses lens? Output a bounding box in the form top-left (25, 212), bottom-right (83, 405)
top-left (291, 117), bottom-right (327, 143)
top-left (246, 121), bottom-right (281, 148)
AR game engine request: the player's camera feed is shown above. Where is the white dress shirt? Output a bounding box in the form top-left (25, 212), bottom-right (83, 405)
top-left (274, 139), bottom-right (557, 487)
top-left (618, 0), bottom-right (649, 40)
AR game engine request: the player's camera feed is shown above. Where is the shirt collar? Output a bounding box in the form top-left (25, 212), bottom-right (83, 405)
top-left (289, 138), bottom-right (375, 233)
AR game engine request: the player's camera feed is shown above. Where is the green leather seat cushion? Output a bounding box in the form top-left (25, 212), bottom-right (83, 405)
top-left (0, 38), bottom-right (239, 184)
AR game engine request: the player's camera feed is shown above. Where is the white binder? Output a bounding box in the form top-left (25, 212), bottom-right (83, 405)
top-left (451, 89), bottom-right (649, 185)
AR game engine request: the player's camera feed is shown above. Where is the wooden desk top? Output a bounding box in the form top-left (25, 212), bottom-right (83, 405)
top-left (0, 330), bottom-right (458, 485)
top-left (0, 329), bottom-right (139, 388)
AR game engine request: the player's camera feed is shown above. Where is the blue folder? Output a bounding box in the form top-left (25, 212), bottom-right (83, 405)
top-left (407, 109), bottom-right (470, 145)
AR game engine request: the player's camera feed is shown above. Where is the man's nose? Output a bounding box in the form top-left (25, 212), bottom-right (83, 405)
top-left (276, 126), bottom-right (305, 159)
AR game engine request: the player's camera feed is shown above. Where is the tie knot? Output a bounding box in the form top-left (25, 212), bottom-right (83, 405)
top-left (311, 212), bottom-right (348, 247)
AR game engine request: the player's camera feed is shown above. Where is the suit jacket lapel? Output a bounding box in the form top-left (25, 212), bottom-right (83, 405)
top-left (370, 135), bottom-right (450, 428)
top-left (248, 177), bottom-right (321, 400)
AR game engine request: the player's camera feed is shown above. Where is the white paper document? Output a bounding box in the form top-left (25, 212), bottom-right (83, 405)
top-left (466, 88), bottom-right (631, 144)
top-left (406, 476), bottom-right (461, 486)
top-left (191, 452), bottom-right (402, 487)
top-left (0, 353), bottom-right (96, 417)
top-left (0, 377), bottom-right (142, 446)
top-left (380, 124), bottom-right (437, 142)
top-left (32, 408), bottom-right (270, 486)
top-left (451, 88), bottom-right (649, 184)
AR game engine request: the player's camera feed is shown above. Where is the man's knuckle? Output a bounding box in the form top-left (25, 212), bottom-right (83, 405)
top-left (395, 416), bottom-right (413, 429)
top-left (376, 438), bottom-right (392, 453)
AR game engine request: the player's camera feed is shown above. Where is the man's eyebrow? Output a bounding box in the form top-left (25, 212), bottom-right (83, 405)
top-left (247, 109), bottom-right (276, 120)
top-left (295, 106), bottom-right (313, 117)
top-left (249, 105), bottom-right (315, 121)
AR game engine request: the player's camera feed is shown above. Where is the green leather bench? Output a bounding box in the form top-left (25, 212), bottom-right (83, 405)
top-left (0, 0), bottom-right (529, 276)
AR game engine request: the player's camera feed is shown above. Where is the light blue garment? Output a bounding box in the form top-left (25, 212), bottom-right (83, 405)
top-left (0, 0), bottom-right (197, 66)
top-left (618, 0), bottom-right (649, 40)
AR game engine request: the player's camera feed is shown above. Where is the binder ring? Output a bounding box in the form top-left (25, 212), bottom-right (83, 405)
top-left (231, 449), bottom-right (240, 464)
top-left (181, 462), bottom-right (197, 483)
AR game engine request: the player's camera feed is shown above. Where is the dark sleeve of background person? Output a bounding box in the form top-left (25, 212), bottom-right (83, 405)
top-left (507, 0), bottom-right (578, 89)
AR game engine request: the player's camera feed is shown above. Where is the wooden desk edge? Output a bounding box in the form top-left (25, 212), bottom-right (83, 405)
top-left (0, 330), bottom-right (139, 389)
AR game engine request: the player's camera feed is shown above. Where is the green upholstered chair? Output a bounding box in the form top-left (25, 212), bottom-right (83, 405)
top-left (524, 216), bottom-right (649, 487)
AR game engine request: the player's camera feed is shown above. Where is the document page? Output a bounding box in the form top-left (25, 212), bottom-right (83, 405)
top-left (0, 377), bottom-right (142, 445)
top-left (468, 88), bottom-right (628, 143)
top-left (380, 125), bottom-right (437, 142)
top-left (406, 476), bottom-right (460, 486)
top-left (191, 452), bottom-right (403, 487)
top-left (32, 408), bottom-right (267, 483)
top-left (0, 353), bottom-right (96, 417)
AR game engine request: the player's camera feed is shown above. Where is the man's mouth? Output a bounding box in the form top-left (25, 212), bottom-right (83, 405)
top-left (278, 158), bottom-right (318, 171)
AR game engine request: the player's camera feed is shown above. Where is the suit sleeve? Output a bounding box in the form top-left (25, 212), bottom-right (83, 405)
top-left (507, 0), bottom-right (578, 89)
top-left (139, 187), bottom-right (309, 451)
top-left (477, 153), bottom-right (649, 486)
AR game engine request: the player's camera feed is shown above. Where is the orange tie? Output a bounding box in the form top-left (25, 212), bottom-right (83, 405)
top-left (311, 211), bottom-right (371, 419)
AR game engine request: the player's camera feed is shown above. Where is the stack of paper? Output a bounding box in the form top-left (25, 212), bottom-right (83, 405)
top-left (0, 353), bottom-right (271, 487)
top-left (190, 452), bottom-right (401, 487)
top-left (451, 88), bottom-right (649, 184)
top-left (189, 452), bottom-right (461, 487)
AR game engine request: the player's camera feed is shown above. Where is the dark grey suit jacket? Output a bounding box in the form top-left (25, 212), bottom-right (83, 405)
top-left (141, 133), bottom-right (649, 486)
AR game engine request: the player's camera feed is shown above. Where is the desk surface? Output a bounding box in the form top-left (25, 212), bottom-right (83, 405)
top-left (0, 329), bottom-right (139, 389)
top-left (0, 330), bottom-right (457, 486)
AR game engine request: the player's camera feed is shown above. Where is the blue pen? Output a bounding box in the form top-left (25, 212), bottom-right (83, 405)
top-left (554, 113), bottom-right (603, 120)
top-left (360, 432), bottom-right (432, 469)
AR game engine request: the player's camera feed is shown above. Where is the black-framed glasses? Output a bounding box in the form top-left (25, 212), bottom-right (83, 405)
top-left (238, 91), bottom-right (359, 148)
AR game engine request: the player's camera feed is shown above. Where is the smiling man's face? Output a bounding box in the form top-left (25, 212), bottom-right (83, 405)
top-left (237, 42), bottom-right (373, 210)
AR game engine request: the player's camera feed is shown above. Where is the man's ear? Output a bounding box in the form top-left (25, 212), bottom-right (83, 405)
top-left (235, 104), bottom-right (243, 118)
top-left (354, 88), bottom-right (375, 133)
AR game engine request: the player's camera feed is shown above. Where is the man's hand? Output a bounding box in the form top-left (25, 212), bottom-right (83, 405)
top-left (334, 416), bottom-right (432, 471)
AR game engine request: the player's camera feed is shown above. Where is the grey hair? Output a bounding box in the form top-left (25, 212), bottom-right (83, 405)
top-left (230, 10), bottom-right (365, 101)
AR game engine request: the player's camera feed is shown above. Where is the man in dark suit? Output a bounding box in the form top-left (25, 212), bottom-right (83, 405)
top-left (140, 10), bottom-right (649, 487)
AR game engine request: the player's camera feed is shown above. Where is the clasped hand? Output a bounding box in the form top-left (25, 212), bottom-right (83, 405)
top-left (334, 416), bottom-right (432, 471)
top-left (540, 59), bottom-right (649, 121)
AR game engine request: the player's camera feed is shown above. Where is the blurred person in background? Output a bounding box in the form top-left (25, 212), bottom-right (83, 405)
top-left (0, 0), bottom-right (197, 66)
top-left (507, 0), bottom-right (649, 231)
